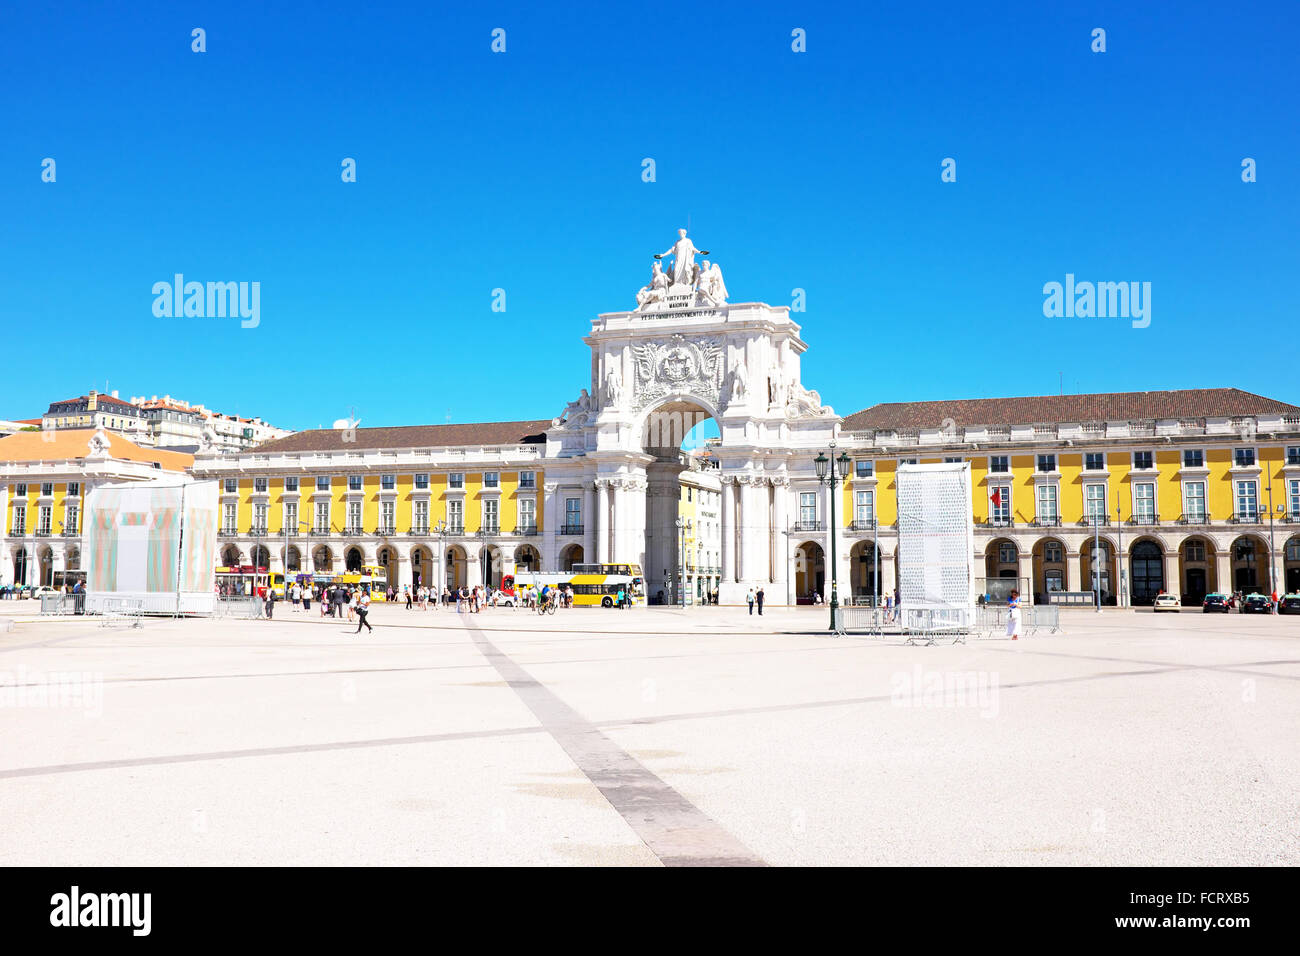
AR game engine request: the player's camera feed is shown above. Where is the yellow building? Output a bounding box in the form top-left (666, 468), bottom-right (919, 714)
top-left (1, 428), bottom-right (193, 589)
top-left (824, 388), bottom-right (1300, 605)
top-left (190, 420), bottom-right (554, 591)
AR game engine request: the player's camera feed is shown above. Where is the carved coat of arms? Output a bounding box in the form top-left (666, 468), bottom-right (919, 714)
top-left (631, 334), bottom-right (724, 411)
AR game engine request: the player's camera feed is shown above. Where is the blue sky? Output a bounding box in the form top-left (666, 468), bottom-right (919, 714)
top-left (3, 1), bottom-right (1297, 432)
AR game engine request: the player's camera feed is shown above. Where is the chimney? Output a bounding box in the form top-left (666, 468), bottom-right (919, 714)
top-left (111, 390), bottom-right (119, 399)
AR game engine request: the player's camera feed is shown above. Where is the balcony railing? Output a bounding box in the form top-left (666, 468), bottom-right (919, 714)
top-left (985, 517), bottom-right (1015, 528)
top-left (310, 527), bottom-right (331, 536)
top-left (1228, 513), bottom-right (1261, 524)
top-left (558, 524), bottom-right (584, 535)
top-left (1126, 514), bottom-right (1160, 526)
top-left (446, 524), bottom-right (465, 535)
top-left (1079, 516), bottom-right (1110, 527)
top-left (1177, 514), bottom-right (1210, 525)
top-left (61, 528), bottom-right (79, 536)
top-left (476, 526), bottom-right (501, 538)
top-left (249, 525), bottom-right (268, 536)
top-left (9, 526), bottom-right (25, 536)
top-left (848, 519), bottom-right (877, 532)
top-left (35, 527), bottom-right (53, 537)
top-left (377, 525), bottom-right (396, 536)
top-left (514, 525), bottom-right (540, 536)
top-left (219, 528), bottom-right (239, 537)
top-left (792, 520), bottom-right (825, 532)
top-left (1031, 516), bottom-right (1061, 528)
top-left (409, 526), bottom-right (430, 536)
top-left (343, 525), bottom-right (366, 536)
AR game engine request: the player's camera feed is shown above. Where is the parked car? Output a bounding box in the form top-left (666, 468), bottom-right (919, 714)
top-left (1153, 593), bottom-right (1181, 612)
top-left (31, 585), bottom-right (59, 598)
top-left (1240, 593), bottom-right (1272, 614)
top-left (1202, 592), bottom-right (1232, 613)
top-left (1279, 594), bottom-right (1300, 615)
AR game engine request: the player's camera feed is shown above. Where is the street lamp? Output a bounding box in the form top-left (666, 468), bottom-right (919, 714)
top-left (1266, 470), bottom-right (1278, 598)
top-left (814, 444), bottom-right (852, 631)
top-left (1116, 503), bottom-right (1125, 608)
top-left (434, 519), bottom-right (449, 601)
top-left (674, 516), bottom-right (692, 608)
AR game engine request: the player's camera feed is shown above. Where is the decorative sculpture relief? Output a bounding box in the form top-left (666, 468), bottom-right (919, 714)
top-left (636, 228), bottom-right (729, 311)
top-left (630, 334), bottom-right (724, 412)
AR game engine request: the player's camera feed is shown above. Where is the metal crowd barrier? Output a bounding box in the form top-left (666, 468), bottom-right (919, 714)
top-left (834, 605), bottom-right (885, 636)
top-left (973, 604), bottom-right (1061, 637)
top-left (97, 597), bottom-right (145, 628)
top-left (214, 597), bottom-right (262, 619)
top-left (836, 604), bottom-right (1061, 641)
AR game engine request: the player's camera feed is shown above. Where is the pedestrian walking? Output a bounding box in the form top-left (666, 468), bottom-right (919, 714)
top-left (355, 589), bottom-right (373, 634)
top-left (756, 586), bottom-right (765, 616)
top-left (404, 585), bottom-right (413, 610)
top-left (747, 587), bottom-right (755, 615)
top-left (1006, 589), bottom-right (1022, 640)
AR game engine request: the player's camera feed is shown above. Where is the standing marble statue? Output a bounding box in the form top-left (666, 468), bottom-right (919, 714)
top-left (728, 361), bottom-right (748, 403)
top-left (605, 367), bottom-right (623, 406)
top-left (655, 228), bottom-right (709, 287)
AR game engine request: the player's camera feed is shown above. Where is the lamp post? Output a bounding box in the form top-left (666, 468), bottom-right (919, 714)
top-left (1090, 512), bottom-right (1103, 613)
top-left (1116, 503), bottom-right (1125, 608)
top-left (434, 519), bottom-right (448, 600)
top-left (815, 444), bottom-right (852, 631)
top-left (1266, 470), bottom-right (1278, 599)
top-left (674, 516), bottom-right (691, 607)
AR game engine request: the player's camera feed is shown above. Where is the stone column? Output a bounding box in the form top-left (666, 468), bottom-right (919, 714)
top-left (466, 543), bottom-right (483, 588)
top-left (1165, 551), bottom-right (1180, 597)
top-left (612, 480), bottom-right (630, 563)
top-left (596, 479), bottom-right (610, 564)
top-left (1017, 551), bottom-right (1033, 599)
top-left (721, 476), bottom-right (736, 583)
top-left (542, 483), bottom-right (559, 570)
top-left (628, 477), bottom-right (647, 574)
top-left (1067, 549), bottom-right (1083, 593)
top-left (1214, 549), bottom-right (1231, 594)
top-left (881, 549), bottom-right (897, 597)
top-left (583, 480), bottom-right (595, 566)
top-left (771, 477), bottom-right (789, 586)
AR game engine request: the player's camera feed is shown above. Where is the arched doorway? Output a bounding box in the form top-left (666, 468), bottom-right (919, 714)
top-left (984, 538), bottom-right (1019, 587)
top-left (1286, 536), bottom-right (1300, 593)
top-left (445, 545), bottom-right (466, 589)
top-left (12, 547), bottom-right (28, 586)
top-left (1230, 535), bottom-right (1266, 592)
top-left (794, 541), bottom-right (825, 602)
top-left (639, 397), bottom-right (718, 603)
top-left (284, 545), bottom-right (301, 572)
top-left (221, 544), bottom-right (241, 566)
top-left (37, 547), bottom-right (54, 587)
top-left (514, 544), bottom-right (540, 573)
top-left (1032, 537), bottom-right (1068, 601)
top-left (481, 546), bottom-right (502, 589)
top-left (312, 546), bottom-right (333, 573)
top-left (345, 547), bottom-right (363, 573)
top-left (1179, 537), bottom-right (1214, 604)
top-left (1080, 537), bottom-right (1115, 604)
top-left (250, 545), bottom-right (270, 569)
top-left (376, 546), bottom-right (396, 589)
top-left (849, 540), bottom-right (879, 603)
top-left (410, 545), bottom-right (434, 588)
top-left (1129, 539), bottom-right (1164, 605)
top-left (560, 543), bottom-right (584, 572)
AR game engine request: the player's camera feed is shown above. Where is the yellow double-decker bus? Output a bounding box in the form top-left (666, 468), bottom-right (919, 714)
top-left (567, 564), bottom-right (645, 607)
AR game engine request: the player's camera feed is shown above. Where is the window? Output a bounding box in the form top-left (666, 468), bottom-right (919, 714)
top-left (224, 478), bottom-right (238, 493)
top-left (284, 476), bottom-right (299, 492)
top-left (1133, 482), bottom-right (1156, 522)
top-left (222, 503), bottom-right (237, 533)
top-left (799, 492), bottom-right (818, 527)
top-left (1037, 454), bottom-right (1056, 473)
top-left (1035, 484), bottom-right (1058, 522)
top-left (253, 477), bottom-right (268, 493)
top-left (1044, 542), bottom-right (1063, 563)
top-left (944, 456), bottom-right (963, 464)
top-left (15, 484), bottom-right (26, 497)
top-left (1085, 484), bottom-right (1107, 521)
top-left (1183, 481), bottom-right (1206, 520)
top-left (37, 506), bottom-right (52, 534)
top-left (519, 471), bottom-right (536, 489)
top-left (998, 543), bottom-right (1017, 564)
top-left (347, 501), bottom-right (362, 530)
top-left (483, 472), bottom-right (500, 488)
top-left (1185, 541), bottom-right (1205, 562)
top-left (989, 485), bottom-right (1011, 524)
top-left (519, 498), bottom-right (536, 531)
top-left (449, 473), bottom-right (464, 490)
top-left (482, 499), bottom-right (499, 532)
top-left (1182, 449), bottom-right (1204, 468)
top-left (284, 502), bottom-right (298, 533)
top-left (381, 474), bottom-right (396, 491)
top-left (1291, 479), bottom-right (1300, 518)
top-left (414, 473), bottom-right (429, 490)
top-left (898, 457), bottom-right (918, 466)
top-left (855, 460), bottom-right (873, 479)
top-left (348, 475), bottom-right (363, 492)
top-left (989, 456), bottom-right (1009, 474)
top-left (380, 501), bottom-right (395, 533)
top-left (1234, 448), bottom-right (1256, 467)
top-left (314, 501), bottom-right (330, 532)
top-left (1085, 452), bottom-right (1105, 471)
top-left (11, 504), bottom-right (25, 534)
top-left (65, 504), bottom-right (78, 535)
top-left (447, 500), bottom-right (464, 531)
top-left (316, 476), bottom-right (331, 491)
top-left (66, 482), bottom-right (80, 497)
top-left (41, 482), bottom-right (53, 497)
top-left (1287, 446), bottom-right (1300, 466)
top-left (252, 503), bottom-right (267, 531)
top-left (854, 490), bottom-right (874, 525)
top-left (1133, 451), bottom-right (1153, 470)
top-left (565, 498), bottom-right (581, 530)
top-left (413, 501), bottom-right (429, 533)
top-left (1235, 480), bottom-right (1257, 518)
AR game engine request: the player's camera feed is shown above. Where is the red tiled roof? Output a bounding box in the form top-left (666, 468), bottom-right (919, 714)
top-left (248, 420), bottom-right (553, 453)
top-left (48, 394), bottom-right (140, 410)
top-left (841, 388), bottom-right (1300, 431)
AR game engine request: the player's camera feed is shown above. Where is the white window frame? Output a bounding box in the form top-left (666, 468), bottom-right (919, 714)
top-left (1182, 480), bottom-right (1206, 520)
